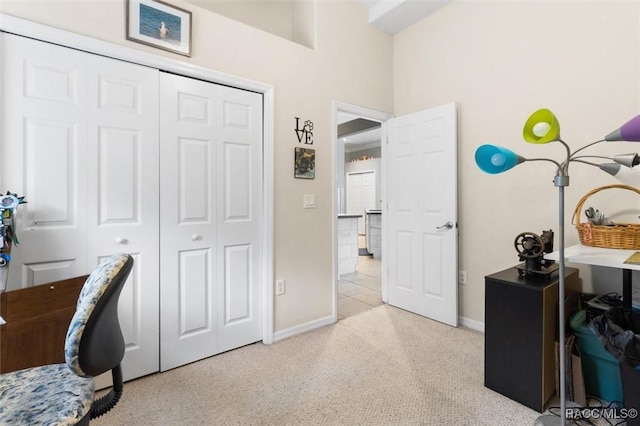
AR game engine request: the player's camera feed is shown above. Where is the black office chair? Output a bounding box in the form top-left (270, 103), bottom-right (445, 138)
top-left (0, 253), bottom-right (133, 425)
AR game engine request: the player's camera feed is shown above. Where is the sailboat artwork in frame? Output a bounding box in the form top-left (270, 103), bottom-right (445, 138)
top-left (126, 0), bottom-right (192, 57)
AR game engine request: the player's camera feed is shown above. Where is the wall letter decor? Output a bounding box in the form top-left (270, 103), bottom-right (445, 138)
top-left (294, 117), bottom-right (314, 144)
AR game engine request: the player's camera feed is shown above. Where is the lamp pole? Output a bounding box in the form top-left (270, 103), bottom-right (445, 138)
top-left (556, 174), bottom-right (569, 425)
top-left (535, 170), bottom-right (570, 426)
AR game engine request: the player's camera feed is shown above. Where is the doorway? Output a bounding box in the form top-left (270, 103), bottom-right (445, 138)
top-left (333, 102), bottom-right (392, 321)
top-left (333, 101), bottom-right (458, 326)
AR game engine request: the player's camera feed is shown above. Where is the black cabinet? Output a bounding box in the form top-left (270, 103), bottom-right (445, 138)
top-left (484, 267), bottom-right (580, 412)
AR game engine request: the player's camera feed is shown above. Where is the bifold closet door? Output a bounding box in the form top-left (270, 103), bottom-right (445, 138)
top-left (1, 33), bottom-right (90, 284)
top-left (1, 33), bottom-right (161, 381)
top-left (85, 55), bottom-right (160, 380)
top-left (159, 72), bottom-right (263, 371)
top-left (346, 171), bottom-right (376, 234)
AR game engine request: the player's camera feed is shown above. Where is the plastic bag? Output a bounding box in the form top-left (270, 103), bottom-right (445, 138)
top-left (589, 307), bottom-right (640, 367)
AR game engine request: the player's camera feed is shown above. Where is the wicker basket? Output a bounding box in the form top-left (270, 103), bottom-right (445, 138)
top-left (572, 184), bottom-right (640, 249)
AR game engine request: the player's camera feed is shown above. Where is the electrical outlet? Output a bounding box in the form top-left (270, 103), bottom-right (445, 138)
top-left (276, 279), bottom-right (286, 295)
top-left (459, 271), bottom-right (467, 285)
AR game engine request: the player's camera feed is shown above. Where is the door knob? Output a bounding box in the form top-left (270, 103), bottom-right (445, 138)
top-left (436, 221), bottom-right (454, 230)
top-left (191, 234), bottom-right (201, 241)
top-left (115, 236), bottom-right (127, 244)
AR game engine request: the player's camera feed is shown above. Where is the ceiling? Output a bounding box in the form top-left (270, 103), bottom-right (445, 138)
top-left (359, 0), bottom-right (450, 35)
top-left (337, 112), bottom-right (381, 153)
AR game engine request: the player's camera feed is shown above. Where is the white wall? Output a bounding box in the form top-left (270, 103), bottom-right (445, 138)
top-left (394, 0), bottom-right (640, 323)
top-left (189, 0), bottom-right (316, 48)
top-left (188, 0), bottom-right (296, 42)
top-left (0, 0), bottom-right (394, 333)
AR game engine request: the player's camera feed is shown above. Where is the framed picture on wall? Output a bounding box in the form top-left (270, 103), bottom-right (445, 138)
top-left (294, 147), bottom-right (315, 179)
top-left (126, 0), bottom-right (192, 57)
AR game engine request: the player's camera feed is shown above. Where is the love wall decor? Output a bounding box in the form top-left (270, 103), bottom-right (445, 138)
top-left (294, 117), bottom-right (315, 179)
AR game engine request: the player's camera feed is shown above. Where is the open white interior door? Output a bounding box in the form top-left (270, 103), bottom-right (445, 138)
top-left (384, 103), bottom-right (458, 327)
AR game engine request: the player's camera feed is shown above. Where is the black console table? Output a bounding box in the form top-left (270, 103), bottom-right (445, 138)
top-left (484, 266), bottom-right (580, 412)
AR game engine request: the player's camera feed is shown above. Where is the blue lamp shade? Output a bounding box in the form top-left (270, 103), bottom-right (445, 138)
top-left (605, 114), bottom-right (640, 142)
top-left (475, 144), bottom-right (525, 174)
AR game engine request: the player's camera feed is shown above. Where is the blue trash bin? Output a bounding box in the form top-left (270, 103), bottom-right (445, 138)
top-left (570, 310), bottom-right (623, 402)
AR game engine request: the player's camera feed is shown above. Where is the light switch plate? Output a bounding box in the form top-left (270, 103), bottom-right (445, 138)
top-left (303, 194), bottom-right (316, 209)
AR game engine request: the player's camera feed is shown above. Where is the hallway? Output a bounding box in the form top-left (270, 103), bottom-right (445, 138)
top-left (337, 253), bottom-right (382, 320)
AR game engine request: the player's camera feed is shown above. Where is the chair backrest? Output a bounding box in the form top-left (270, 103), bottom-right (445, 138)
top-left (64, 253), bottom-right (134, 377)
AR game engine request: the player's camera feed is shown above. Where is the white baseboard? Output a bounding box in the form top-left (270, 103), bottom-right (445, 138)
top-left (273, 315), bottom-right (335, 342)
top-left (272, 314), bottom-right (482, 342)
top-left (459, 316), bottom-right (484, 333)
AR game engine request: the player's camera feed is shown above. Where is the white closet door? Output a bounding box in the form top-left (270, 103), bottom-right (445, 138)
top-left (159, 72), bottom-right (219, 371)
top-left (159, 73), bottom-right (263, 371)
top-left (1, 33), bottom-right (89, 287)
top-left (361, 171), bottom-right (376, 234)
top-left (362, 171), bottom-right (376, 211)
top-left (1, 33), bottom-right (160, 381)
top-left (347, 171), bottom-right (375, 234)
top-left (347, 173), bottom-right (363, 216)
top-left (215, 85), bottom-right (263, 353)
top-left (86, 56), bottom-right (160, 379)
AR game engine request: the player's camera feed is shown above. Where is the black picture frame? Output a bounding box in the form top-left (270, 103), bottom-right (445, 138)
top-left (294, 148), bottom-right (315, 179)
top-left (126, 0), bottom-right (192, 57)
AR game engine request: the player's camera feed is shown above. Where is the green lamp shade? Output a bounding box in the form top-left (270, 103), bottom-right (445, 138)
top-left (523, 108), bottom-right (560, 144)
top-left (475, 144), bottom-right (524, 174)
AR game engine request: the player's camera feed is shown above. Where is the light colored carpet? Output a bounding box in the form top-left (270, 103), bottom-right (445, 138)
top-left (94, 305), bottom-right (541, 425)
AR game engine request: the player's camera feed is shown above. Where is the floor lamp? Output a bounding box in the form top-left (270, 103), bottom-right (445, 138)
top-left (475, 108), bottom-right (640, 426)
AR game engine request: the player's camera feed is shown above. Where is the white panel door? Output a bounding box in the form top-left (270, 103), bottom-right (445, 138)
top-left (347, 171), bottom-right (375, 234)
top-left (1, 33), bottom-right (89, 288)
top-left (362, 171), bottom-right (376, 210)
top-left (361, 171), bottom-right (376, 234)
top-left (159, 73), bottom-right (262, 370)
top-left (385, 103), bottom-right (458, 327)
top-left (1, 34), bottom-right (160, 381)
top-left (159, 73), bottom-right (219, 371)
top-left (86, 56), bottom-right (160, 380)
top-left (216, 85), bottom-right (263, 353)
top-left (347, 173), bottom-right (363, 233)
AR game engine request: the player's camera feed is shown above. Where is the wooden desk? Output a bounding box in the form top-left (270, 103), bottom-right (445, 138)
top-left (546, 244), bottom-right (637, 309)
top-left (0, 275), bottom-right (86, 373)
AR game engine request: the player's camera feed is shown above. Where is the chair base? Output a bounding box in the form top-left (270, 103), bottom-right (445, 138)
top-left (91, 365), bottom-right (124, 419)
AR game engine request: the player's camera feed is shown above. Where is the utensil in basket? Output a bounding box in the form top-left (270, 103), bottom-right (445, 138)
top-left (585, 207), bottom-right (613, 226)
top-left (572, 184), bottom-right (640, 249)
